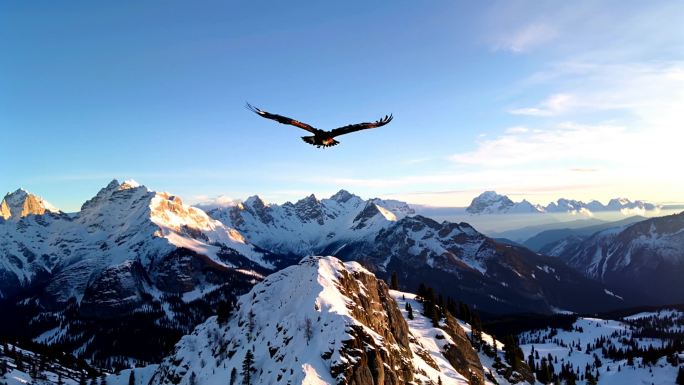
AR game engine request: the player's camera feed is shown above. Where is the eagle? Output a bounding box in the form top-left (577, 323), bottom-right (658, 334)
top-left (246, 103), bottom-right (392, 148)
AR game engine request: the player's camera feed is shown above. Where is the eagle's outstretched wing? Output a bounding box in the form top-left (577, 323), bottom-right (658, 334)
top-left (329, 114), bottom-right (393, 138)
top-left (246, 103), bottom-right (317, 133)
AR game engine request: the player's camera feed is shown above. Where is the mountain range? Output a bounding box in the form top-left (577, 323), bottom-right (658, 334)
top-left (0, 180), bottom-right (279, 365)
top-left (548, 211), bottom-right (684, 306)
top-left (201, 189), bottom-right (625, 315)
top-left (2, 180), bottom-right (680, 369)
top-left (466, 191), bottom-right (661, 215)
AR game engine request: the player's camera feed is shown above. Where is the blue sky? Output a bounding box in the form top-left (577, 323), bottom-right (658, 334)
top-left (2, 1), bottom-right (683, 211)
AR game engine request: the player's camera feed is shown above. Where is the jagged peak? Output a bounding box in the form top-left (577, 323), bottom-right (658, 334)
top-left (8, 188), bottom-right (29, 197)
top-left (296, 193), bottom-right (319, 205)
top-left (244, 195), bottom-right (267, 208)
top-left (1, 188), bottom-right (59, 220)
top-left (80, 179), bottom-right (149, 212)
top-left (105, 178), bottom-right (120, 190)
top-left (329, 189), bottom-right (357, 203)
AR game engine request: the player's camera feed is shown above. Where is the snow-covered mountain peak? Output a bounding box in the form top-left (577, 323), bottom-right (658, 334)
top-left (329, 189), bottom-right (358, 203)
top-left (466, 191), bottom-right (543, 214)
top-left (0, 188), bottom-right (60, 220)
top-left (120, 179), bottom-right (141, 190)
top-left (466, 191), bottom-right (512, 214)
top-left (244, 195), bottom-right (267, 208)
top-left (148, 190), bottom-right (266, 267)
top-left (149, 255), bottom-right (498, 385)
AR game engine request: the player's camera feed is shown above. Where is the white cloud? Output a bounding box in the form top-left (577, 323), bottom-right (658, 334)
top-left (449, 122), bottom-right (630, 167)
top-left (509, 93), bottom-right (575, 116)
top-left (193, 195), bottom-right (241, 210)
top-left (495, 22), bottom-right (558, 53)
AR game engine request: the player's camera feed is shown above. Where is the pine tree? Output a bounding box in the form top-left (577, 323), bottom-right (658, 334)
top-left (15, 351), bottom-right (24, 372)
top-left (303, 316), bottom-right (314, 345)
top-left (406, 302), bottom-right (414, 320)
top-left (676, 366), bottom-right (684, 385)
top-left (247, 311), bottom-right (256, 341)
top-left (431, 308), bottom-right (440, 327)
top-left (242, 349), bottom-right (255, 385)
top-left (189, 371), bottom-right (197, 385)
top-left (502, 335), bottom-right (524, 371)
top-left (128, 370), bottom-right (135, 385)
top-left (229, 367), bottom-right (237, 385)
top-left (417, 283), bottom-right (427, 299)
top-left (217, 300), bottom-right (233, 325)
top-left (390, 272), bottom-right (399, 290)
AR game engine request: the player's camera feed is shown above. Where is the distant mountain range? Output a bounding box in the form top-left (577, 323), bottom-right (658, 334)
top-left (3, 181), bottom-right (680, 368)
top-left (202, 189), bottom-right (625, 315)
top-left (549, 211), bottom-right (684, 305)
top-left (524, 215), bottom-right (648, 252)
top-left (466, 191), bottom-right (660, 215)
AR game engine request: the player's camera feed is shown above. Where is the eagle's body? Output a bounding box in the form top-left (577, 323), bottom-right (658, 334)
top-left (246, 103), bottom-right (392, 148)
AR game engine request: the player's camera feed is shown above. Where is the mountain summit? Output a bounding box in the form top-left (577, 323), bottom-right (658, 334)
top-left (466, 191), bottom-right (543, 214)
top-left (0, 188), bottom-right (60, 220)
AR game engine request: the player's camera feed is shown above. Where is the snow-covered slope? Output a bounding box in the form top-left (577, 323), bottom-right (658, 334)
top-left (390, 290), bottom-right (537, 385)
top-left (0, 180), bottom-right (273, 363)
top-left (0, 342), bottom-right (158, 385)
top-left (202, 190), bottom-right (414, 256)
top-left (151, 256), bottom-right (498, 385)
top-left (519, 309), bottom-right (684, 385)
top-left (556, 211), bottom-right (684, 305)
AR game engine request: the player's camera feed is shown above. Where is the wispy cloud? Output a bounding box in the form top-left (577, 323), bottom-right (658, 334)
top-left (449, 122), bottom-right (629, 167)
top-left (509, 93), bottom-right (575, 116)
top-left (494, 22), bottom-right (558, 53)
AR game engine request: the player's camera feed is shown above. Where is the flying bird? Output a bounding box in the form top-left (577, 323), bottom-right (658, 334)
top-left (246, 103), bottom-right (392, 148)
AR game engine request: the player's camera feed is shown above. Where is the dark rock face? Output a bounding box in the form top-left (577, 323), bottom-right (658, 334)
top-left (79, 260), bottom-right (149, 318)
top-left (294, 194), bottom-right (325, 224)
top-left (352, 202), bottom-right (384, 230)
top-left (242, 196), bottom-right (274, 225)
top-left (332, 265), bottom-right (414, 385)
top-left (441, 313), bottom-right (485, 385)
